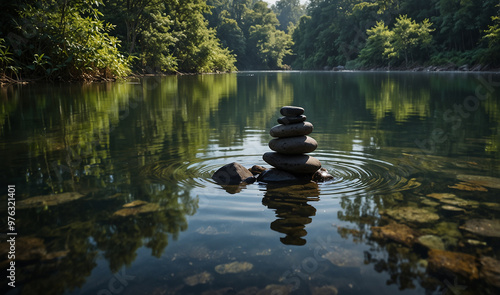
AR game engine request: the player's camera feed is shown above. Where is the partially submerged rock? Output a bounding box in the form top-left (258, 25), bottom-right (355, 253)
top-left (257, 168), bottom-right (303, 183)
top-left (312, 168), bottom-right (334, 182)
top-left (212, 162), bottom-right (254, 185)
top-left (249, 165), bottom-right (267, 175)
top-left (427, 249), bottom-right (479, 280)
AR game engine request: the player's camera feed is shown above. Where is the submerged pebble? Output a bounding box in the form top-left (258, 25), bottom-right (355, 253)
top-left (322, 247), bottom-right (364, 267)
top-left (461, 219), bottom-right (500, 238)
top-left (417, 235), bottom-right (445, 250)
top-left (371, 223), bottom-right (418, 246)
top-left (480, 256), bottom-right (500, 288)
top-left (457, 174), bottom-right (500, 189)
top-left (427, 249), bottom-right (479, 280)
top-left (113, 202), bottom-right (160, 217)
top-left (311, 285), bottom-right (338, 295)
top-left (214, 261), bottom-right (253, 274)
top-left (183, 271), bottom-right (213, 286)
top-left (380, 206), bottom-right (439, 223)
top-left (17, 192), bottom-right (85, 209)
top-left (123, 200), bottom-right (148, 208)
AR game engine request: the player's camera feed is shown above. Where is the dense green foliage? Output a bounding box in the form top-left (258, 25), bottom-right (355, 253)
top-left (1, 0), bottom-right (499, 82)
top-left (292, 0), bottom-right (500, 69)
top-left (1, 0), bottom-right (301, 82)
top-left (205, 0), bottom-right (299, 69)
top-left (1, 1), bottom-right (131, 81)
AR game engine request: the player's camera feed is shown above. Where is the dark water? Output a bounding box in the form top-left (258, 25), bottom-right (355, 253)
top-left (1, 71), bottom-right (499, 295)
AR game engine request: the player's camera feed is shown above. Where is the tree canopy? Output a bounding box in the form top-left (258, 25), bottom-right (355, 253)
top-left (1, 0), bottom-right (499, 83)
top-left (292, 0), bottom-right (500, 69)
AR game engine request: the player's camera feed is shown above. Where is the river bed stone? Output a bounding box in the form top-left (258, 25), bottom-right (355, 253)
top-left (17, 192), bottom-right (85, 209)
top-left (371, 223), bottom-right (419, 246)
top-left (480, 256), bottom-right (500, 288)
top-left (184, 271), bottom-right (213, 286)
top-left (427, 249), bottom-right (479, 280)
top-left (380, 206), bottom-right (439, 223)
top-left (123, 200), bottom-right (148, 208)
top-left (457, 174), bottom-right (500, 189)
top-left (113, 202), bottom-right (160, 217)
top-left (214, 261), bottom-right (253, 274)
top-left (322, 247), bottom-right (363, 267)
top-left (417, 235), bottom-right (445, 250)
top-left (460, 219), bottom-right (500, 238)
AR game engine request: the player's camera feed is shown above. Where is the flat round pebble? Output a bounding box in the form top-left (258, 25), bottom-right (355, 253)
top-left (269, 135), bottom-right (318, 154)
top-left (263, 152), bottom-right (321, 174)
top-left (277, 115), bottom-right (307, 125)
top-left (270, 121), bottom-right (313, 138)
top-left (280, 106), bottom-right (304, 117)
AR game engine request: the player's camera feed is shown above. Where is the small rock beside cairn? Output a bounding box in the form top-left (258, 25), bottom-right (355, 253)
top-left (262, 106), bottom-right (322, 174)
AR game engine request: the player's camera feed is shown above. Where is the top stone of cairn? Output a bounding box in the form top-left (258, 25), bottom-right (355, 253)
top-left (280, 106), bottom-right (304, 117)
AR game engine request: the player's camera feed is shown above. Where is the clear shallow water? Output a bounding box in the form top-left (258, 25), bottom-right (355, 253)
top-left (1, 71), bottom-right (499, 295)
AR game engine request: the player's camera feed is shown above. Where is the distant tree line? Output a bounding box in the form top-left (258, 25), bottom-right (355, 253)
top-left (1, 0), bottom-right (499, 82)
top-left (292, 0), bottom-right (500, 70)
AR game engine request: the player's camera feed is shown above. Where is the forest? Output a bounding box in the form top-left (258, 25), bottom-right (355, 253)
top-left (0, 0), bottom-right (499, 82)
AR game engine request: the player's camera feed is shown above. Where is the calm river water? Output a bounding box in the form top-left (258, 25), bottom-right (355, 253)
top-left (1, 71), bottom-right (499, 295)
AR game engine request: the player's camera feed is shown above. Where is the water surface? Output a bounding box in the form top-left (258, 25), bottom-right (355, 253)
top-left (1, 71), bottom-right (499, 295)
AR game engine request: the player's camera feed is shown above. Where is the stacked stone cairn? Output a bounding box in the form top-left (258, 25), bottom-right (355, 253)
top-left (212, 106), bottom-right (332, 186)
top-left (262, 106), bottom-right (322, 176)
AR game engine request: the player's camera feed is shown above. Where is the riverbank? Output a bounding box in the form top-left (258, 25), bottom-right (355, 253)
top-left (324, 63), bottom-right (500, 72)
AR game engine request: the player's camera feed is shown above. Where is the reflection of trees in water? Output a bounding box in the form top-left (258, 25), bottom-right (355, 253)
top-left (262, 182), bottom-right (319, 245)
top-left (336, 188), bottom-right (500, 293)
top-left (0, 71), bottom-right (299, 294)
top-left (7, 184), bottom-right (195, 294)
top-left (336, 193), bottom-right (430, 291)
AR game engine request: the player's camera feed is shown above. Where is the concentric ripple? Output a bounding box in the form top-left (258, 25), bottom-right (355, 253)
top-left (140, 148), bottom-right (421, 197)
top-left (314, 150), bottom-right (421, 196)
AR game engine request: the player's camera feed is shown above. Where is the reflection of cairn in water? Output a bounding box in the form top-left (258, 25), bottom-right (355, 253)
top-left (262, 182), bottom-right (320, 246)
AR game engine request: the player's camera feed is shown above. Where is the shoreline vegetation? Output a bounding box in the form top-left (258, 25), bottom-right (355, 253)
top-left (1, 0), bottom-right (499, 86)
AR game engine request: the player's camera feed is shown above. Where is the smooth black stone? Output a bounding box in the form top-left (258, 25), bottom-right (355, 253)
top-left (278, 115), bottom-right (307, 125)
top-left (280, 106), bottom-right (304, 117)
top-left (257, 169), bottom-right (301, 183)
top-left (263, 152), bottom-right (321, 174)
